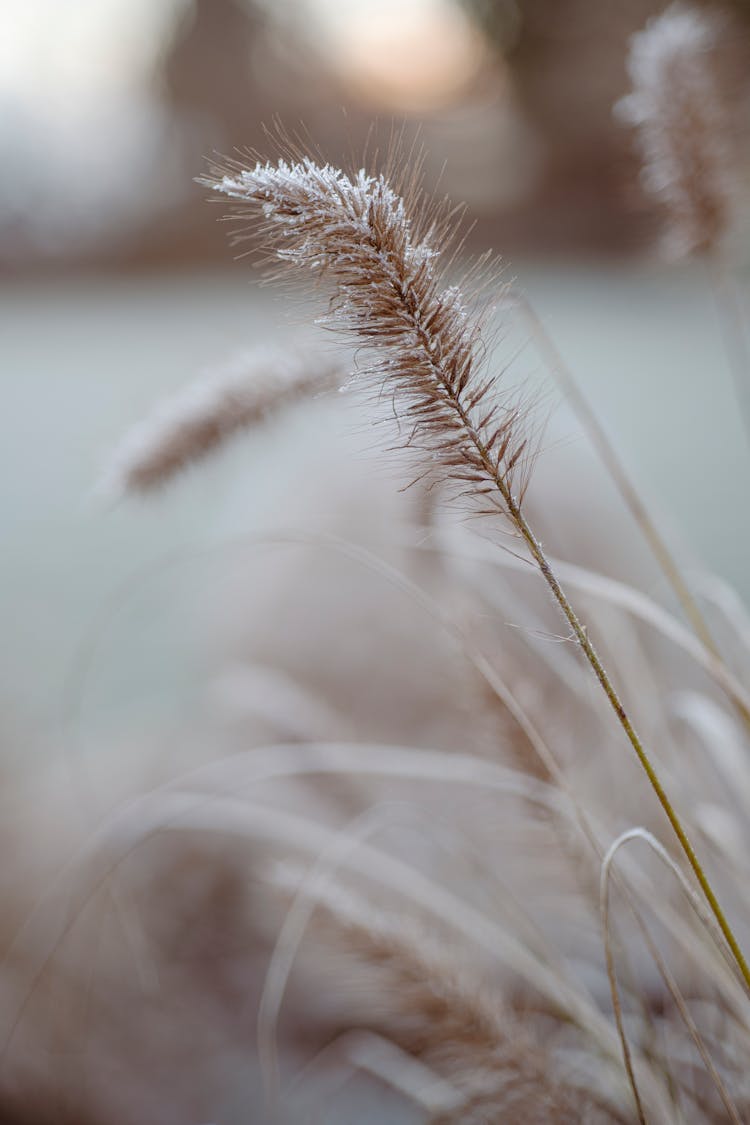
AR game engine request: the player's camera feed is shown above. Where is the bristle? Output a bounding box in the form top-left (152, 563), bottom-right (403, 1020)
top-left (99, 345), bottom-right (342, 496)
top-left (616, 2), bottom-right (735, 258)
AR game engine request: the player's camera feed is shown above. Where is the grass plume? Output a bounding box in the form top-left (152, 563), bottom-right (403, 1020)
top-left (616, 2), bottom-right (735, 259)
top-left (100, 344), bottom-right (342, 496)
top-left (617, 3), bottom-right (750, 504)
top-left (199, 148), bottom-right (534, 512)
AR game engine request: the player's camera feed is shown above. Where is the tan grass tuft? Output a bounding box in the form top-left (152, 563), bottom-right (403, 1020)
top-left (100, 345), bottom-right (342, 496)
top-left (616, 2), bottom-right (735, 258)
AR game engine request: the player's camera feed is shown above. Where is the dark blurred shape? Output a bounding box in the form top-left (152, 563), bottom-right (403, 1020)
top-left (458, 0), bottom-right (661, 252)
top-left (2, 0), bottom-right (748, 273)
top-left (166, 0), bottom-right (257, 116)
top-left (457, 0), bottom-right (523, 52)
top-left (462, 0), bottom-right (750, 253)
top-left (122, 0), bottom-right (264, 268)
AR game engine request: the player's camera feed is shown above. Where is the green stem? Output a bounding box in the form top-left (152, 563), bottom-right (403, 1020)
top-left (709, 254), bottom-right (750, 456)
top-left (504, 489), bottom-right (750, 994)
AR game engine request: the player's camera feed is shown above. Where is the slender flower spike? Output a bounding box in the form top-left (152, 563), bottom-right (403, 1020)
top-left (616, 2), bottom-right (735, 258)
top-left (199, 153), bottom-right (531, 517)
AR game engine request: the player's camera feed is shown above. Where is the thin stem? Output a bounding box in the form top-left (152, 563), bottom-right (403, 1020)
top-left (508, 496), bottom-right (750, 991)
top-left (709, 254), bottom-right (750, 456)
top-left (516, 293), bottom-right (722, 665)
top-left (600, 843), bottom-right (649, 1125)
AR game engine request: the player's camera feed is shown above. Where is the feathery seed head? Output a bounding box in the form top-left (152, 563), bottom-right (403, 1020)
top-left (616, 2), bottom-right (735, 258)
top-left (200, 149), bottom-right (533, 515)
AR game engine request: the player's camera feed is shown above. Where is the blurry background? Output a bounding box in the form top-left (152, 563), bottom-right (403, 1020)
top-left (4, 0), bottom-right (750, 272)
top-left (2, 0), bottom-right (750, 746)
top-left (3, 6), bottom-right (750, 1122)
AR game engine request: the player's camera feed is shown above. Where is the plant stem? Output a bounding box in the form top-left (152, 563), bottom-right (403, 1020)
top-left (709, 254), bottom-right (750, 456)
top-left (516, 293), bottom-right (722, 664)
top-left (504, 487), bottom-right (750, 994)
